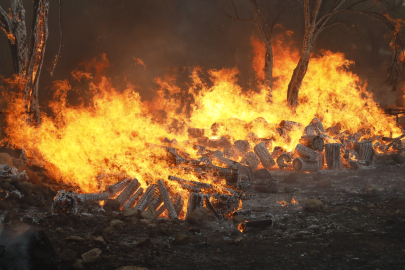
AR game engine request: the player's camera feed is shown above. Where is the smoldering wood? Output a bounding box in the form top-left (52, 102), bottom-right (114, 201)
top-left (212, 155), bottom-right (238, 169)
top-left (319, 133), bottom-right (335, 144)
top-left (243, 152), bottom-right (259, 170)
top-left (293, 158), bottom-right (319, 172)
top-left (325, 143), bottom-right (342, 170)
top-left (122, 187), bottom-right (144, 209)
top-left (157, 179), bottom-right (178, 219)
top-left (343, 149), bottom-right (359, 161)
top-left (280, 120), bottom-right (303, 131)
top-left (116, 179), bottom-right (140, 207)
top-left (299, 135), bottom-right (324, 151)
top-left (276, 153), bottom-right (292, 169)
top-left (134, 185), bottom-right (156, 212)
top-left (108, 178), bottom-right (131, 195)
top-left (295, 144), bottom-right (319, 161)
top-left (254, 142), bottom-right (276, 169)
top-left (354, 140), bottom-right (373, 165)
top-left (214, 167), bottom-right (240, 183)
top-left (204, 197), bottom-right (224, 222)
top-left (186, 192), bottom-right (205, 219)
top-left (77, 192), bottom-right (110, 203)
top-left (168, 175), bottom-right (212, 189)
top-left (310, 118), bottom-right (326, 133)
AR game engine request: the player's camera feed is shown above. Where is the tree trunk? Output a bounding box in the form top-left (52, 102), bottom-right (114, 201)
top-left (287, 55), bottom-right (310, 109)
top-left (0, 0), bottom-right (49, 125)
top-left (264, 41), bottom-right (273, 89)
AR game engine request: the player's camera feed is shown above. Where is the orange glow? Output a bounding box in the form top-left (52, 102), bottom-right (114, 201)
top-left (238, 222), bottom-right (246, 233)
top-left (277, 200), bottom-right (287, 206)
top-left (291, 198), bottom-right (298, 204)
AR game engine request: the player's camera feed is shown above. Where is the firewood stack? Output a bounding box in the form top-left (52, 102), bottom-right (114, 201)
top-left (52, 117), bottom-right (404, 219)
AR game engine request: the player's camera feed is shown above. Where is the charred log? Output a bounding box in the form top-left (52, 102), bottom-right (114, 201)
top-left (254, 142), bottom-right (276, 169)
top-left (325, 143), bottom-right (342, 170)
top-left (157, 179), bottom-right (178, 219)
top-left (354, 140), bottom-right (374, 165)
top-left (295, 144), bottom-right (319, 161)
top-left (299, 135), bottom-right (324, 151)
top-left (293, 158), bottom-right (319, 172)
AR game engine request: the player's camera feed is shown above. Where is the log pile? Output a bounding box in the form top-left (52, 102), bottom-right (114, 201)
top-left (52, 116), bottom-right (405, 219)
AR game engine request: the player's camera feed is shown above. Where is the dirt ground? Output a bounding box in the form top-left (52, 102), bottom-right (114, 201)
top-left (0, 162), bottom-right (405, 270)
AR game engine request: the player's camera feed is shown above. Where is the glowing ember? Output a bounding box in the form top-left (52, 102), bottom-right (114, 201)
top-left (238, 223), bottom-right (246, 233)
top-left (277, 201), bottom-right (288, 206)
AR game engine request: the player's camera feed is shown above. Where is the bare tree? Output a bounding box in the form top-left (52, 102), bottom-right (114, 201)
top-left (286, 0), bottom-right (405, 109)
top-left (226, 0), bottom-right (288, 90)
top-left (0, 0), bottom-right (50, 125)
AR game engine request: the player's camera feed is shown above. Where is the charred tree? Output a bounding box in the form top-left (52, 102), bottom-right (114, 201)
top-left (0, 0), bottom-right (51, 125)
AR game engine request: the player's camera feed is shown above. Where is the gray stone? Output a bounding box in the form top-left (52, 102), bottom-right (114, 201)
top-left (81, 248), bottom-right (102, 263)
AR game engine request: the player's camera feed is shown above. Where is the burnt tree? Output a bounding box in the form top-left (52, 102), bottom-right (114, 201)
top-left (286, 0), bottom-right (405, 109)
top-left (0, 0), bottom-right (50, 125)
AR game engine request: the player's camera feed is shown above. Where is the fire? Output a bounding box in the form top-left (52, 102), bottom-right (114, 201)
top-left (291, 198), bottom-right (298, 204)
top-left (1, 33), bottom-right (402, 194)
top-left (277, 198), bottom-right (299, 206)
top-left (277, 200), bottom-right (287, 206)
top-left (238, 222), bottom-right (246, 233)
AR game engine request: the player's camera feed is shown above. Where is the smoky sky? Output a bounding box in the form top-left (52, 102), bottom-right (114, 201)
top-left (0, 0), bottom-right (402, 109)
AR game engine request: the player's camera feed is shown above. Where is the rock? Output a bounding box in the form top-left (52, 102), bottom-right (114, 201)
top-left (215, 248), bottom-right (222, 254)
top-left (329, 206), bottom-right (340, 213)
top-left (81, 248), bottom-right (102, 263)
top-left (123, 207), bottom-right (140, 217)
top-left (104, 199), bottom-right (121, 212)
top-left (233, 215), bottom-right (245, 224)
top-left (11, 159), bottom-right (39, 184)
top-left (136, 238), bottom-right (151, 248)
top-left (116, 267), bottom-right (149, 270)
top-left (365, 185), bottom-right (380, 196)
top-left (94, 236), bottom-right (106, 245)
top-left (187, 207), bottom-right (208, 226)
top-left (55, 227), bottom-right (63, 233)
top-left (139, 208), bottom-right (157, 221)
top-left (234, 237), bottom-right (243, 244)
top-left (65, 236), bottom-right (85, 242)
top-left (284, 186), bottom-right (297, 193)
top-left (283, 173), bottom-right (298, 184)
top-left (253, 169), bottom-right (272, 179)
top-left (300, 199), bottom-right (324, 212)
top-left (59, 249), bottom-right (77, 262)
top-left (173, 234), bottom-right (189, 245)
top-left (73, 259), bottom-right (84, 269)
top-left (0, 153), bottom-right (13, 167)
top-left (110, 219), bottom-right (124, 227)
top-left (316, 177), bottom-right (332, 188)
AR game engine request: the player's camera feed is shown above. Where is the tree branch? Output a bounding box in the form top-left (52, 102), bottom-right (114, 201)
top-left (50, 0), bottom-right (63, 77)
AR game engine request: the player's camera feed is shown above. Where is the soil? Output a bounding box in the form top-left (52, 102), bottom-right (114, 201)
top-left (0, 164), bottom-right (405, 270)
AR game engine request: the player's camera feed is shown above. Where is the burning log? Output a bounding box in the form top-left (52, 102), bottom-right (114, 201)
top-left (180, 183), bottom-right (202, 193)
top-left (354, 140), bottom-right (373, 165)
top-left (243, 152), bottom-right (259, 170)
top-left (212, 155), bottom-right (238, 168)
top-left (157, 179), bottom-right (178, 219)
top-left (122, 187), bottom-right (144, 208)
top-left (325, 143), bottom-right (342, 169)
top-left (204, 197), bottom-right (224, 222)
top-left (77, 192), bottom-right (110, 203)
top-left (134, 185), bottom-right (156, 212)
top-left (173, 194), bottom-right (184, 215)
top-left (384, 134), bottom-right (405, 151)
top-left (233, 140), bottom-right (250, 155)
top-left (187, 128), bottom-right (205, 139)
top-left (276, 153), bottom-right (292, 169)
top-left (293, 158), bottom-right (319, 172)
top-left (304, 125), bottom-right (319, 136)
top-left (116, 178), bottom-right (140, 207)
top-left (343, 149), bottom-right (359, 161)
top-left (108, 178), bottom-right (131, 195)
top-left (212, 166), bottom-right (240, 183)
top-left (168, 175), bottom-right (212, 189)
top-left (318, 152), bottom-right (324, 170)
top-left (186, 193), bottom-right (205, 219)
top-left (52, 190), bottom-right (79, 214)
top-left (295, 144), bottom-right (319, 161)
top-left (223, 148), bottom-right (234, 158)
top-left (310, 118), bottom-right (326, 133)
top-left (299, 135), bottom-right (324, 151)
top-left (280, 120), bottom-right (303, 131)
top-left (326, 125), bottom-right (341, 135)
top-left (254, 142), bottom-right (276, 169)
top-left (148, 195), bottom-right (163, 211)
top-left (276, 128), bottom-right (291, 143)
